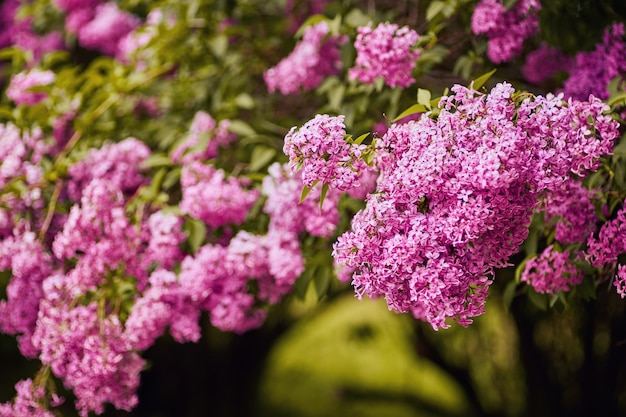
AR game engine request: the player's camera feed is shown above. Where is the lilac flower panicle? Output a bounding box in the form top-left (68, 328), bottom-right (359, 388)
top-left (170, 110), bottom-right (236, 164)
top-left (349, 22), bottom-right (420, 88)
top-left (77, 2), bottom-right (140, 56)
top-left (6, 69), bottom-right (56, 105)
top-left (264, 21), bottom-right (346, 94)
top-left (262, 162), bottom-right (340, 237)
top-left (0, 379), bottom-right (57, 417)
top-left (67, 137), bottom-right (151, 200)
top-left (180, 161), bottom-right (259, 229)
top-left (521, 246), bottom-right (583, 294)
top-left (283, 114), bottom-right (369, 193)
top-left (471, 0), bottom-right (540, 63)
top-left (561, 23), bottom-right (626, 100)
top-left (332, 82), bottom-right (619, 330)
top-left (522, 43), bottom-right (573, 85)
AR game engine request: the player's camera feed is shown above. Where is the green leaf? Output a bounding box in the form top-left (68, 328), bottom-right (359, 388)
top-left (426, 1), bottom-right (446, 21)
top-left (299, 185), bottom-right (312, 204)
top-left (228, 120), bottom-right (256, 137)
top-left (209, 35), bottom-right (228, 58)
top-left (354, 132), bottom-right (370, 145)
top-left (344, 8), bottom-right (371, 28)
top-left (235, 93), bottom-right (255, 109)
top-left (417, 88), bottom-right (432, 108)
top-left (141, 154), bottom-right (174, 169)
top-left (295, 14), bottom-right (327, 38)
top-left (249, 146), bottom-right (276, 172)
top-left (612, 135), bottom-right (626, 156)
top-left (294, 267), bottom-right (315, 299)
top-left (393, 104), bottom-right (427, 122)
top-left (185, 218), bottom-right (206, 254)
top-left (472, 68), bottom-right (497, 91)
top-left (607, 91), bottom-right (626, 108)
top-left (314, 267), bottom-right (331, 300)
top-left (319, 183), bottom-right (329, 211)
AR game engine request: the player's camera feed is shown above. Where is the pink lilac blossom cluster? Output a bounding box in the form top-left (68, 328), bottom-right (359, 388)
top-left (0, 123), bottom-right (48, 190)
top-left (67, 137), bottom-right (151, 200)
top-left (332, 82), bottom-right (619, 330)
top-left (471, 0), bottom-right (540, 63)
top-left (538, 179), bottom-right (597, 245)
top-left (0, 378), bottom-right (60, 417)
top-left (522, 43), bottom-right (573, 85)
top-left (32, 277), bottom-right (144, 417)
top-left (6, 69), bottom-right (56, 106)
top-left (349, 22), bottom-right (420, 88)
top-left (283, 114), bottom-right (369, 192)
top-left (263, 162), bottom-right (341, 238)
top-left (0, 0), bottom-right (64, 66)
top-left (53, 0), bottom-right (141, 57)
top-left (0, 232), bottom-right (52, 358)
top-left (177, 229), bottom-right (304, 333)
top-left (180, 161), bottom-right (259, 229)
top-left (264, 21), bottom-right (347, 94)
top-left (170, 110), bottom-right (236, 164)
top-left (561, 23), bottom-right (626, 100)
top-left (520, 246), bottom-right (583, 294)
top-left (585, 203), bottom-right (626, 269)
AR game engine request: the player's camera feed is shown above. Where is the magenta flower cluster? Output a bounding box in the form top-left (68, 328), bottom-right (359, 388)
top-left (333, 82), bottom-right (619, 329)
top-left (561, 23), bottom-right (626, 100)
top-left (6, 69), bottom-right (56, 106)
top-left (522, 43), bottom-right (573, 85)
top-left (471, 0), bottom-right (540, 63)
top-left (521, 246), bottom-right (583, 294)
top-left (170, 110), bottom-right (236, 164)
top-left (349, 22), bottom-right (420, 88)
top-left (264, 21), bottom-right (346, 94)
top-left (283, 114), bottom-right (369, 192)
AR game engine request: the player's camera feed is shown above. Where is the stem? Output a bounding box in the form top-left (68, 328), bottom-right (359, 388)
top-left (38, 180), bottom-right (63, 242)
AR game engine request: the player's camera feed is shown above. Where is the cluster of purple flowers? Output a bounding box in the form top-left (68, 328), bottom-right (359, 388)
top-left (170, 110), bottom-right (236, 164)
top-left (521, 246), bottom-right (582, 295)
top-left (283, 114), bottom-right (370, 192)
top-left (561, 23), bottom-right (626, 100)
top-left (349, 22), bottom-right (420, 88)
top-left (521, 43), bottom-right (573, 85)
top-left (332, 82), bottom-right (619, 329)
top-left (264, 21), bottom-right (346, 94)
top-left (471, 0), bottom-right (540, 63)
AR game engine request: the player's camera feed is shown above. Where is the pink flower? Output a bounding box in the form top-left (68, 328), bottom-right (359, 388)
top-left (349, 22), bottom-right (420, 88)
top-left (471, 0), bottom-right (540, 63)
top-left (6, 69), bottom-right (55, 105)
top-left (77, 3), bottom-right (140, 56)
top-left (264, 21), bottom-right (346, 94)
top-left (283, 114), bottom-right (369, 192)
top-left (521, 246), bottom-right (583, 294)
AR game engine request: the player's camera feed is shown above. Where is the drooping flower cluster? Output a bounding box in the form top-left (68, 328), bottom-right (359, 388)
top-left (586, 203), bottom-right (626, 269)
top-left (561, 23), bottom-right (626, 100)
top-left (264, 21), bottom-right (346, 94)
top-left (263, 162), bottom-right (340, 237)
top-left (0, 0), bottom-right (64, 66)
top-left (349, 22), bottom-right (420, 88)
top-left (177, 229), bottom-right (304, 333)
top-left (54, 0), bottom-right (141, 56)
top-left (520, 246), bottom-right (583, 294)
top-left (67, 137), bottom-right (151, 200)
top-left (522, 43), bottom-right (573, 85)
top-left (538, 179), bottom-right (597, 245)
top-left (333, 82), bottom-right (619, 329)
top-left (0, 232), bottom-right (52, 357)
top-left (32, 277), bottom-right (144, 417)
top-left (0, 378), bottom-right (60, 417)
top-left (180, 161), bottom-right (260, 229)
top-left (6, 69), bottom-right (56, 106)
top-left (471, 0), bottom-right (540, 63)
top-left (283, 114), bottom-right (369, 192)
top-left (170, 110), bottom-right (236, 164)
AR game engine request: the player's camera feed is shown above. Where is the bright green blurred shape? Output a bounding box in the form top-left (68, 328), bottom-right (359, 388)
top-left (255, 295), bottom-right (471, 417)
